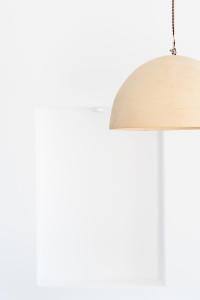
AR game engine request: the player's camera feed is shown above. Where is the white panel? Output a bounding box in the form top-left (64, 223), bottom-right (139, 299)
top-left (164, 131), bottom-right (200, 286)
top-left (36, 107), bottom-right (163, 286)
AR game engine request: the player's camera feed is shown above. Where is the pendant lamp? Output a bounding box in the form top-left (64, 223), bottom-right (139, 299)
top-left (110, 0), bottom-right (200, 130)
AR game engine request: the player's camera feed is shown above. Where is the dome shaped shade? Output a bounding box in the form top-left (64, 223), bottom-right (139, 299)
top-left (110, 55), bottom-right (200, 130)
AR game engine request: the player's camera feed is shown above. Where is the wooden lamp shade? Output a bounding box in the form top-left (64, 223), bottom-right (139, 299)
top-left (110, 55), bottom-right (200, 130)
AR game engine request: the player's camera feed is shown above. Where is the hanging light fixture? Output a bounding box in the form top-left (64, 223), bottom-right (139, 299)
top-left (110, 0), bottom-right (200, 130)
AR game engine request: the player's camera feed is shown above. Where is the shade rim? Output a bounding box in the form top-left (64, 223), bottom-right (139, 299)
top-left (110, 126), bottom-right (200, 131)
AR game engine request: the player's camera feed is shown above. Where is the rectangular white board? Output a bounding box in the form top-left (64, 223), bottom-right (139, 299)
top-left (36, 107), bottom-right (164, 286)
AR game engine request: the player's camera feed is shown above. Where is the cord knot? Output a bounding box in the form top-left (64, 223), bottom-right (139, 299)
top-left (170, 47), bottom-right (177, 55)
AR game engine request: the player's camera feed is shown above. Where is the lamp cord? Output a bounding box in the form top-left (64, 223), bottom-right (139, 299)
top-left (170, 0), bottom-right (177, 55)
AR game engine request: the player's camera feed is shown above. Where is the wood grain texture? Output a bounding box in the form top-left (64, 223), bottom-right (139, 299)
top-left (110, 55), bottom-right (200, 130)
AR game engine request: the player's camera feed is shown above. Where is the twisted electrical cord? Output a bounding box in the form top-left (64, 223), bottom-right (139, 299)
top-left (170, 0), bottom-right (177, 55)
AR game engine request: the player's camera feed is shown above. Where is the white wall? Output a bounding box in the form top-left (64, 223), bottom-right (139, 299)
top-left (1, 0), bottom-right (200, 298)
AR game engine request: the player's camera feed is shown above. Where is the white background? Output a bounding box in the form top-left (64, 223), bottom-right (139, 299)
top-left (1, 0), bottom-right (200, 299)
